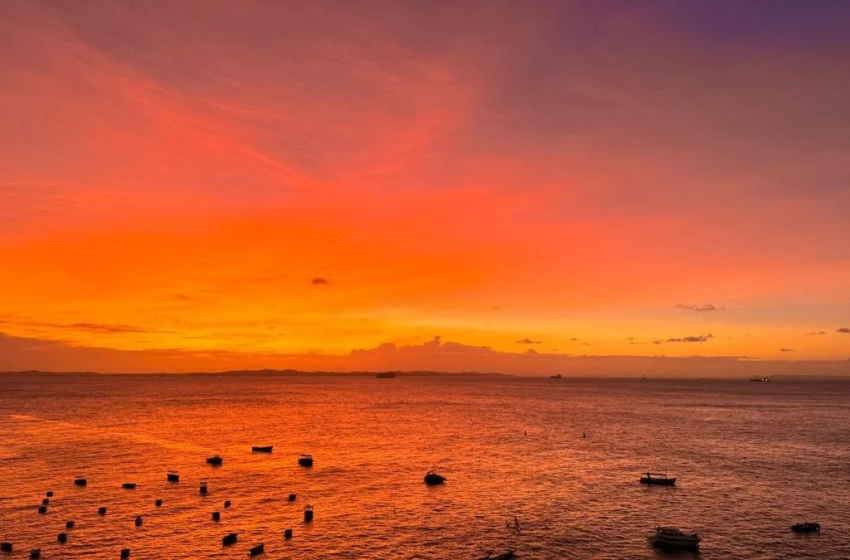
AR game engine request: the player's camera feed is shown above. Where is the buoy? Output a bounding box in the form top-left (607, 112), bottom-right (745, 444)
top-left (212, 511), bottom-right (220, 521)
top-left (284, 528), bottom-right (293, 539)
top-left (222, 532), bottom-right (238, 546)
top-left (304, 505), bottom-right (314, 522)
top-left (155, 499), bottom-right (162, 507)
top-left (58, 533), bottom-right (67, 543)
top-left (134, 516), bottom-right (143, 527)
top-left (66, 520), bottom-right (75, 529)
top-left (288, 493), bottom-right (296, 501)
top-left (98, 506), bottom-right (107, 515)
top-left (38, 505), bottom-right (47, 514)
top-left (0, 542), bottom-right (12, 553)
top-left (121, 548), bottom-right (131, 558)
top-left (46, 491), bottom-right (54, 497)
top-left (30, 548), bottom-right (41, 559)
top-left (42, 498), bottom-right (49, 505)
top-left (224, 500), bottom-right (231, 508)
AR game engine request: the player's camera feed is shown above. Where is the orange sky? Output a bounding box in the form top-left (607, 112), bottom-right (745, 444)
top-left (1, 1), bottom-right (849, 374)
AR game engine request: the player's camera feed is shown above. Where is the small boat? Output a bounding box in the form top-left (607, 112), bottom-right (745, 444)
top-left (42, 498), bottom-right (49, 505)
top-left (57, 533), bottom-right (67, 543)
top-left (550, 373), bottom-right (562, 379)
top-left (424, 471), bottom-right (446, 485)
top-left (222, 532), bottom-right (238, 546)
top-left (478, 551), bottom-right (515, 560)
top-left (121, 549), bottom-right (130, 558)
top-left (122, 483), bottom-right (137, 489)
top-left (74, 477), bottom-right (87, 486)
top-left (200, 482), bottom-right (208, 495)
top-left (376, 372), bottom-right (397, 378)
top-left (0, 542), bottom-right (12, 553)
top-left (248, 543), bottom-right (264, 556)
top-left (750, 376), bottom-right (771, 382)
top-left (288, 493), bottom-right (296, 501)
top-left (224, 500), bottom-right (231, 508)
top-left (298, 454), bottom-right (313, 467)
top-left (206, 455), bottom-right (223, 466)
top-left (212, 511), bottom-right (220, 521)
top-left (38, 506), bottom-right (47, 514)
top-left (46, 491), bottom-right (54, 497)
top-left (304, 504), bottom-right (314, 522)
top-left (98, 506), bottom-right (107, 515)
top-left (252, 445), bottom-right (273, 453)
top-left (65, 520), bottom-right (74, 529)
top-left (30, 549), bottom-right (41, 559)
top-left (167, 471), bottom-right (180, 482)
top-left (284, 528), bottom-right (293, 539)
top-left (648, 526), bottom-right (700, 550)
top-left (639, 472), bottom-right (676, 486)
top-left (134, 516), bottom-right (143, 527)
top-left (791, 522), bottom-right (820, 533)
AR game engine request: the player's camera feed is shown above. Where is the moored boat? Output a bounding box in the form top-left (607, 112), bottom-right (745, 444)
top-left (251, 445), bottom-right (273, 453)
top-left (550, 373), bottom-right (562, 379)
top-left (122, 483), bottom-right (137, 489)
top-left (167, 471), bottom-right (180, 482)
top-left (222, 532), bottom-right (238, 546)
top-left (298, 454), bottom-right (313, 467)
top-left (791, 522), bottom-right (820, 533)
top-left (639, 472), bottom-right (676, 486)
top-left (424, 471), bottom-right (446, 485)
top-left (648, 526), bottom-right (700, 550)
top-left (750, 376), bottom-right (771, 382)
top-left (248, 543), bottom-right (264, 556)
top-left (73, 477), bottom-right (87, 486)
top-left (206, 455), bottom-right (223, 466)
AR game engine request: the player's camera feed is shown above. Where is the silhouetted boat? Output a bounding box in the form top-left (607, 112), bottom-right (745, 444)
top-left (135, 516), bottom-right (143, 526)
top-left (639, 472), bottom-right (676, 486)
top-left (248, 543), bottom-right (264, 556)
top-left (252, 445), bottom-right (273, 453)
top-left (29, 548), bottom-right (40, 559)
top-left (750, 376), bottom-right (770, 382)
top-left (206, 455), bottom-right (223, 465)
top-left (122, 483), bottom-right (137, 489)
top-left (74, 477), bottom-right (87, 486)
top-left (550, 373), bottom-right (562, 379)
top-left (0, 542), bottom-right (12, 553)
top-left (120, 549), bottom-right (130, 559)
top-left (424, 471), bottom-right (446, 485)
top-left (200, 482), bottom-right (208, 495)
top-left (648, 526), bottom-right (700, 550)
top-left (376, 372), bottom-right (397, 378)
top-left (57, 533), bottom-right (67, 543)
top-left (222, 532), bottom-right (238, 546)
top-left (304, 504), bottom-right (314, 521)
top-left (791, 522), bottom-right (820, 533)
top-left (298, 454), bottom-right (313, 467)
top-left (479, 551), bottom-right (515, 560)
top-left (167, 471), bottom-right (179, 482)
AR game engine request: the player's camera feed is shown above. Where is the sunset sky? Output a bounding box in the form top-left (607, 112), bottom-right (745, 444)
top-left (1, 1), bottom-right (849, 374)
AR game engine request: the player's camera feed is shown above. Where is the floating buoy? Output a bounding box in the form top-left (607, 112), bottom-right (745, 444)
top-left (98, 506), bottom-right (107, 515)
top-left (38, 505), bottom-right (47, 514)
top-left (46, 491), bottom-right (54, 497)
top-left (121, 548), bottom-right (131, 558)
top-left (134, 516), bottom-right (143, 527)
top-left (66, 520), bottom-right (75, 529)
top-left (42, 498), bottom-right (49, 505)
top-left (304, 505), bottom-right (314, 522)
top-left (212, 511), bottom-right (220, 521)
top-left (284, 528), bottom-right (292, 539)
top-left (288, 493), bottom-right (296, 501)
top-left (30, 548), bottom-right (41, 559)
top-left (57, 533), bottom-right (67, 543)
top-left (248, 543), bottom-right (264, 556)
top-left (0, 542), bottom-right (12, 553)
top-left (222, 532), bottom-right (238, 546)
top-left (224, 500), bottom-right (231, 508)
top-left (155, 499), bottom-right (162, 507)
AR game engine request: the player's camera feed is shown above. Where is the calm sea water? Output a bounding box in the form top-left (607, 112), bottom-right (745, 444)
top-left (1, 375), bottom-right (848, 559)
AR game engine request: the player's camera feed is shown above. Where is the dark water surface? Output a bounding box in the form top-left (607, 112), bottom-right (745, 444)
top-left (1, 375), bottom-right (848, 559)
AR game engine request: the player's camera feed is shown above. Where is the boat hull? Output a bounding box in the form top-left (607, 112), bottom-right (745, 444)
top-left (640, 477), bottom-right (676, 486)
top-left (251, 446), bottom-right (273, 453)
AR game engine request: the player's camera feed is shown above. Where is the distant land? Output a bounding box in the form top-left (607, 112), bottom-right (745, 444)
top-left (0, 369), bottom-right (514, 377)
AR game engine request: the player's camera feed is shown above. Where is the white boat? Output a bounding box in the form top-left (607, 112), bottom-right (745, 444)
top-left (648, 526), bottom-right (700, 550)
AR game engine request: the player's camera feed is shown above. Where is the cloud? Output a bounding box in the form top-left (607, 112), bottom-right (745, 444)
top-left (0, 316), bottom-right (164, 335)
top-left (675, 304), bottom-right (723, 312)
top-left (837, 327), bottom-right (850, 333)
top-left (779, 348), bottom-right (794, 352)
top-left (311, 277), bottom-right (329, 285)
top-left (515, 338), bottom-right (541, 344)
top-left (654, 334), bottom-right (714, 344)
top-left (805, 331), bottom-right (827, 336)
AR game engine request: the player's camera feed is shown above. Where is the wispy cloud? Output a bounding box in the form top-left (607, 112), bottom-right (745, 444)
top-left (654, 334), bottom-right (714, 344)
top-left (838, 327), bottom-right (850, 334)
top-left (675, 304), bottom-right (723, 312)
top-left (805, 331), bottom-right (827, 336)
top-left (779, 348), bottom-right (794, 352)
top-left (311, 278), bottom-right (329, 285)
top-left (515, 338), bottom-right (541, 344)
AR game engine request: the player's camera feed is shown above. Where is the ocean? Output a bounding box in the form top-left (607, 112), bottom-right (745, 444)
top-left (1, 375), bottom-right (848, 559)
